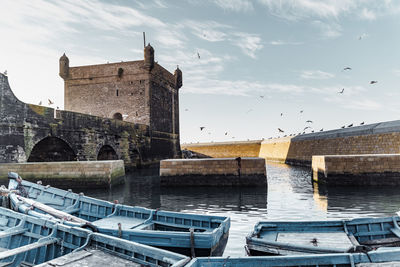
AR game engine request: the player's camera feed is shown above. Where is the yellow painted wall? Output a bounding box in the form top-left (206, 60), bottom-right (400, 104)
top-left (182, 141), bottom-right (262, 158)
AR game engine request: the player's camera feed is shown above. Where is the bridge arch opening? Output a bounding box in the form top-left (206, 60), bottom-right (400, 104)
top-left (28, 137), bottom-right (76, 162)
top-left (113, 112), bottom-right (123, 120)
top-left (97, 145), bottom-right (118, 160)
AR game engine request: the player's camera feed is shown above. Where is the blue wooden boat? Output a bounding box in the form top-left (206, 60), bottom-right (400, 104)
top-left (246, 218), bottom-right (400, 256)
top-left (8, 178), bottom-right (230, 257)
top-left (185, 248), bottom-right (400, 266)
top-left (0, 206), bottom-right (190, 266)
top-left (0, 206), bottom-right (88, 266)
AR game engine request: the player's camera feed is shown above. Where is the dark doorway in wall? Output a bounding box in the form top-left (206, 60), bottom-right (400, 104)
top-left (28, 137), bottom-right (76, 162)
top-left (97, 145), bottom-right (118, 160)
top-left (113, 112), bottom-right (123, 120)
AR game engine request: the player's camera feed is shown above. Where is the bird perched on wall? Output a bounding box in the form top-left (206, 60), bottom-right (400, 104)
top-left (303, 126), bottom-right (311, 131)
top-left (360, 121), bottom-right (365, 125)
top-left (38, 101), bottom-right (42, 105)
top-left (306, 120), bottom-right (313, 123)
top-left (320, 128), bottom-right (323, 131)
top-left (48, 99), bottom-right (54, 105)
top-left (278, 128), bottom-right (284, 133)
top-left (370, 81), bottom-right (378, 84)
top-left (311, 130), bottom-right (314, 133)
top-left (338, 88), bottom-right (344, 94)
top-left (348, 123), bottom-right (353, 127)
top-left (3, 70), bottom-right (7, 76)
top-left (200, 127), bottom-right (205, 131)
top-left (343, 67), bottom-right (352, 71)
top-left (56, 106), bottom-right (59, 110)
top-left (341, 125), bottom-right (345, 128)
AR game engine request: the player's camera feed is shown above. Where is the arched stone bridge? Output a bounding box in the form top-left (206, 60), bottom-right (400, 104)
top-left (0, 74), bottom-right (180, 169)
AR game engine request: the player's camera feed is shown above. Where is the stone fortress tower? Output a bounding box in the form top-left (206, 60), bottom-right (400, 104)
top-left (59, 44), bottom-right (182, 138)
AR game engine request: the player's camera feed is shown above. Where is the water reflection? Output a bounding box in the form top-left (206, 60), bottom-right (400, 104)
top-left (79, 162), bottom-right (400, 256)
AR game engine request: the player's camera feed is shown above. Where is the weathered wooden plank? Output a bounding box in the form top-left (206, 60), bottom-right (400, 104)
top-left (0, 238), bottom-right (58, 259)
top-left (0, 227), bottom-right (26, 239)
top-left (276, 232), bottom-right (353, 251)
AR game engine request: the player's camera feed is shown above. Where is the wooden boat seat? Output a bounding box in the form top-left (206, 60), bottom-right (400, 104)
top-left (276, 232), bottom-right (354, 252)
top-left (92, 216), bottom-right (146, 230)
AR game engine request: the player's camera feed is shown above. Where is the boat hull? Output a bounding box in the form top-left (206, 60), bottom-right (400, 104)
top-left (8, 178), bottom-right (230, 257)
top-left (247, 218), bottom-right (400, 256)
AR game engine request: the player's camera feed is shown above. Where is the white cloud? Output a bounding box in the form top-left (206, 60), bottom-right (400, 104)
top-left (231, 33), bottom-right (264, 59)
top-left (300, 70), bottom-right (335, 80)
top-left (312, 20), bottom-right (342, 39)
top-left (258, 0), bottom-right (355, 20)
top-left (269, 40), bottom-right (303, 45)
top-left (324, 97), bottom-right (382, 111)
top-left (393, 69), bottom-right (400, 76)
top-left (184, 20), bottom-right (230, 42)
top-left (360, 8), bottom-right (376, 20)
top-left (184, 20), bottom-right (263, 58)
top-left (211, 0), bottom-right (254, 12)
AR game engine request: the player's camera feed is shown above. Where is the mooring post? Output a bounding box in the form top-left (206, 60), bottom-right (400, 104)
top-left (189, 228), bottom-right (195, 258)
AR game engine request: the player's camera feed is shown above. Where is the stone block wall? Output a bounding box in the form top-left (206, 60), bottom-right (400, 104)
top-left (160, 158), bottom-right (266, 186)
top-left (312, 154), bottom-right (400, 185)
top-left (0, 160), bottom-right (125, 188)
top-left (181, 141), bottom-right (262, 158)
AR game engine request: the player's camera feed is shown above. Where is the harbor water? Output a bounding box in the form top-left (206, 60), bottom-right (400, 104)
top-left (81, 162), bottom-right (400, 257)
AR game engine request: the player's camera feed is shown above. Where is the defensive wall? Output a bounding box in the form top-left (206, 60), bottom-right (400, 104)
top-left (160, 157), bottom-right (267, 186)
top-left (183, 120), bottom-right (400, 167)
top-left (0, 73), bottom-right (180, 169)
top-left (0, 160), bottom-right (125, 188)
top-left (181, 140), bottom-right (262, 158)
top-left (312, 154), bottom-right (400, 186)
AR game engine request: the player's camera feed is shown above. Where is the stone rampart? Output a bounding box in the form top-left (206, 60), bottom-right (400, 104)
top-left (160, 157), bottom-right (266, 186)
top-left (183, 120), bottom-right (400, 167)
top-left (0, 160), bottom-right (125, 188)
top-left (312, 154), bottom-right (400, 185)
top-left (181, 140), bottom-right (262, 158)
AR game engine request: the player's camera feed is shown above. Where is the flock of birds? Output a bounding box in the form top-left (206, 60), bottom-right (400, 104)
top-left (190, 63), bottom-right (378, 141)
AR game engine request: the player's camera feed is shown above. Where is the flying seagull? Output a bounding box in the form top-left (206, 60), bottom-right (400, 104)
top-left (306, 120), bottom-right (313, 123)
top-left (343, 67), bottom-right (352, 71)
top-left (200, 127), bottom-right (205, 131)
top-left (278, 128), bottom-right (284, 133)
top-left (184, 108), bottom-right (189, 111)
top-left (197, 52), bottom-right (200, 59)
top-left (370, 81), bottom-right (378, 84)
top-left (360, 121), bottom-right (365, 125)
top-left (300, 110), bottom-right (304, 113)
top-left (259, 95), bottom-right (264, 99)
top-left (48, 99), bottom-right (54, 105)
top-left (338, 88), bottom-right (344, 94)
top-left (280, 113), bottom-right (283, 116)
top-left (225, 132), bottom-right (228, 135)
top-left (348, 123), bottom-right (353, 127)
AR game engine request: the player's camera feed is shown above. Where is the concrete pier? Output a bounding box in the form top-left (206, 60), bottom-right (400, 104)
top-left (160, 157), bottom-right (266, 186)
top-left (312, 154), bottom-right (400, 185)
top-left (0, 160), bottom-right (125, 188)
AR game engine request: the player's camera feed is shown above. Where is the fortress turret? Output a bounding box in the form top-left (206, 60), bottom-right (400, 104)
top-left (144, 44), bottom-right (154, 71)
top-left (174, 66), bottom-right (182, 89)
top-left (59, 53), bottom-right (69, 79)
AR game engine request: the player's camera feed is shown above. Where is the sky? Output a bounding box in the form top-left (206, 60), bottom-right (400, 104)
top-left (0, 0), bottom-right (400, 143)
